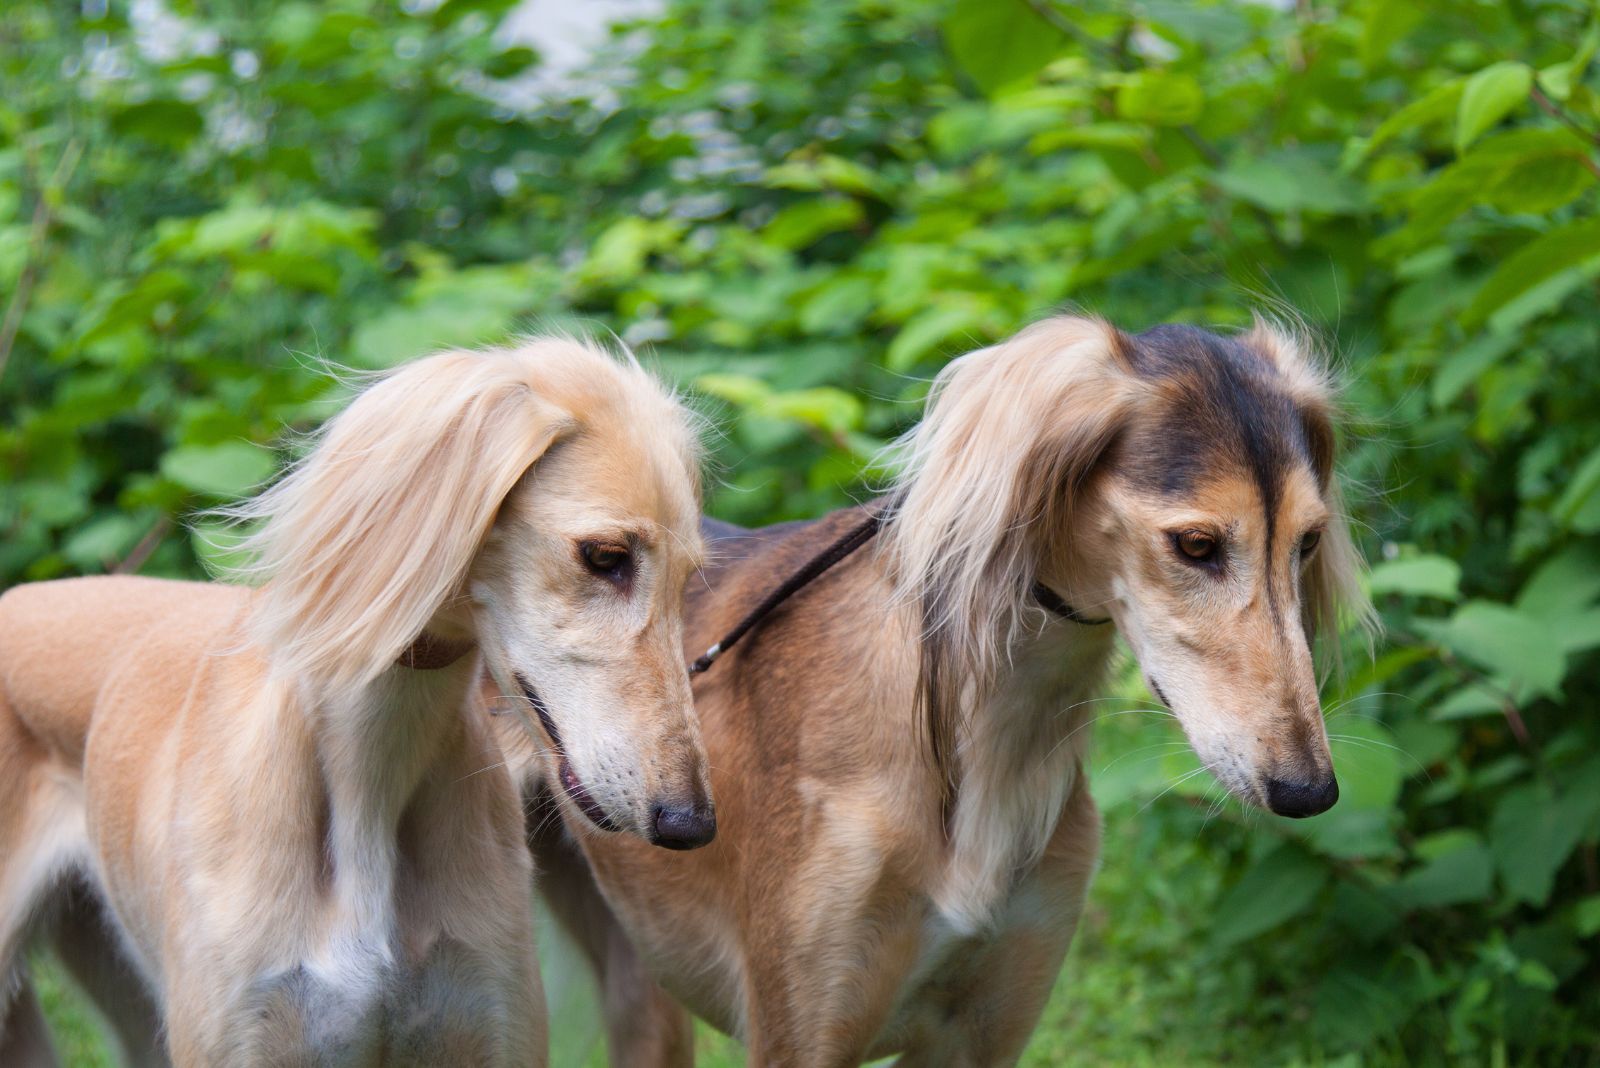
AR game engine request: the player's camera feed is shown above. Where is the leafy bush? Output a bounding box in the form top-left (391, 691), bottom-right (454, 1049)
top-left (4, 0), bottom-right (1599, 1060)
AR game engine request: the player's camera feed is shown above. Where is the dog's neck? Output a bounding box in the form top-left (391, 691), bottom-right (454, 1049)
top-left (931, 609), bottom-right (1118, 934)
top-left (397, 631), bottom-right (477, 670)
top-left (310, 624), bottom-right (485, 968)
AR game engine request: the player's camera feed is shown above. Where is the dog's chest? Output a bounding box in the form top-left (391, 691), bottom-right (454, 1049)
top-left (240, 937), bottom-right (514, 1066)
top-left (877, 878), bottom-right (1058, 1051)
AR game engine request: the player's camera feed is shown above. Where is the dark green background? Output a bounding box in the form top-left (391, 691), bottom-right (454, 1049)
top-left (4, 0), bottom-right (1599, 1062)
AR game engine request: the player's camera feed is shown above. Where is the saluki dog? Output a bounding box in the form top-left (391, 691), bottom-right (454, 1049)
top-left (526, 315), bottom-right (1372, 1065)
top-left (0, 338), bottom-right (714, 1066)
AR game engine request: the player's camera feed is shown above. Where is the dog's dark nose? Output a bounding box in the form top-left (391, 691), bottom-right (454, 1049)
top-left (650, 801), bottom-right (717, 850)
top-left (1265, 776), bottom-right (1339, 818)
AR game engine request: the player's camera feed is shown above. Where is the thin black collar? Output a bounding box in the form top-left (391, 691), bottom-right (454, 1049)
top-left (1029, 582), bottom-right (1112, 626)
top-left (689, 508), bottom-right (1112, 676)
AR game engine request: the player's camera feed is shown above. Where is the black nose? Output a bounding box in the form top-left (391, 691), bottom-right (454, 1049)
top-left (650, 801), bottom-right (717, 850)
top-left (1265, 776), bottom-right (1339, 818)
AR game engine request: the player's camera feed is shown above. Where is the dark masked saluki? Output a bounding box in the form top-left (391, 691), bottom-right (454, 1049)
top-left (524, 315), bottom-right (1372, 1066)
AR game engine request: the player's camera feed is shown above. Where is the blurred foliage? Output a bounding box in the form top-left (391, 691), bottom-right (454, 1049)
top-left (5, 0), bottom-right (1600, 1062)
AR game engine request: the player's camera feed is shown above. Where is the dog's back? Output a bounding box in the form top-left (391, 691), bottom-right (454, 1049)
top-left (0, 575), bottom-right (246, 767)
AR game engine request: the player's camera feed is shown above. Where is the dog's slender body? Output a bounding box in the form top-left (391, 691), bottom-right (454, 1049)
top-left (528, 316), bottom-right (1371, 1066)
top-left (0, 339), bottom-right (712, 1066)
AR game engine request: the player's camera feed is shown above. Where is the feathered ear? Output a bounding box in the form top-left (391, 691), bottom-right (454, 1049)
top-left (1297, 400), bottom-right (1378, 674)
top-left (229, 349), bottom-right (573, 696)
top-left (1245, 316), bottom-right (1378, 670)
top-left (881, 315), bottom-right (1141, 796)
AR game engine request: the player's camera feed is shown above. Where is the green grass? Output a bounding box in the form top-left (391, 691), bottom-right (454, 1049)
top-left (32, 711), bottom-right (1355, 1066)
top-left (29, 953), bottom-right (115, 1068)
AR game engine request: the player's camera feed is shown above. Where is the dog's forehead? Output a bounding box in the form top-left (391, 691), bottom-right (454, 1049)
top-left (1127, 464), bottom-right (1326, 537)
top-left (566, 433), bottom-right (700, 534)
top-left (1116, 324), bottom-right (1321, 506)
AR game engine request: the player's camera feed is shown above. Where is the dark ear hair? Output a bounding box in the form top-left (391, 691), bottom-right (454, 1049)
top-left (1244, 318), bottom-right (1377, 668)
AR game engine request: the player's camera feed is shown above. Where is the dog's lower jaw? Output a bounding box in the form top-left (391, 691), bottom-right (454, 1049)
top-left (559, 758), bottom-right (621, 832)
top-left (516, 672), bottom-right (622, 834)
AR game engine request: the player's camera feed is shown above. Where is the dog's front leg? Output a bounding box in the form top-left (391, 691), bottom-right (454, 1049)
top-left (737, 848), bottom-right (926, 1068)
top-left (889, 780), bottom-right (1101, 1068)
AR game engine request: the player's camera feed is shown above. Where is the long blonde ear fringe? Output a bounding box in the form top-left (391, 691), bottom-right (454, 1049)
top-left (223, 344), bottom-right (579, 697)
top-left (878, 315), bottom-right (1139, 795)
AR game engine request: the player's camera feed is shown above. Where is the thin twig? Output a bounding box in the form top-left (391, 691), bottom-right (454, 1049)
top-left (114, 516), bottom-right (173, 575)
top-left (1392, 628), bottom-right (1533, 749)
top-left (0, 138), bottom-right (82, 387)
top-left (1529, 86), bottom-right (1600, 179)
top-left (1021, 0), bottom-right (1107, 57)
top-left (1531, 85), bottom-right (1600, 147)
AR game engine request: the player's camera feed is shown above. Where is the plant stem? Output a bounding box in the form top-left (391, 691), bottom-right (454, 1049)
top-left (0, 138), bottom-right (82, 388)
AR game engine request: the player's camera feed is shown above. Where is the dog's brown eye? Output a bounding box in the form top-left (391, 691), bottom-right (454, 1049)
top-left (1174, 529), bottom-right (1217, 562)
top-left (1301, 530), bottom-right (1323, 556)
top-left (580, 542), bottom-right (630, 577)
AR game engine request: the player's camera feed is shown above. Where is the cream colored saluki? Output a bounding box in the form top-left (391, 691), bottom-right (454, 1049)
top-left (0, 338), bottom-right (713, 1066)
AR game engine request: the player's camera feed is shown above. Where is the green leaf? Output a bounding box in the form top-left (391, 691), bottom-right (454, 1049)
top-left (763, 387), bottom-right (864, 434)
top-left (1430, 332), bottom-right (1518, 408)
top-left (1115, 70), bottom-right (1204, 126)
top-left (1464, 217), bottom-right (1600, 329)
top-left (1368, 554), bottom-right (1461, 600)
top-left (1490, 783), bottom-right (1586, 906)
top-left (764, 155), bottom-right (886, 198)
top-left (1296, 806), bottom-right (1400, 860)
top-left (482, 46), bottom-right (538, 80)
top-left (763, 198), bottom-right (864, 251)
top-left (799, 277), bottom-right (875, 336)
top-left (1391, 717), bottom-right (1456, 769)
top-left (1328, 645), bottom-right (1434, 713)
top-left (1215, 150), bottom-right (1364, 214)
top-left (1210, 844), bottom-right (1329, 946)
top-left (350, 264), bottom-right (537, 367)
top-left (694, 373), bottom-right (772, 408)
top-left (1327, 716), bottom-right (1404, 811)
top-left (1456, 61), bottom-right (1532, 153)
top-left (1574, 894), bottom-right (1600, 938)
top-left (1431, 683), bottom-right (1506, 722)
top-left (1413, 828), bottom-right (1482, 862)
top-left (1554, 444), bottom-right (1600, 535)
top-left (1439, 601), bottom-right (1565, 698)
top-left (111, 99), bottom-right (203, 149)
top-left (1376, 128), bottom-right (1586, 255)
top-left (159, 442), bottom-right (276, 499)
top-left (580, 217), bottom-right (685, 286)
top-left (1483, 151), bottom-right (1595, 215)
top-left (1346, 77), bottom-right (1463, 167)
top-left (61, 514), bottom-right (147, 571)
top-left (1314, 958), bottom-right (1423, 1049)
top-left (1029, 123), bottom-right (1152, 156)
top-left (1516, 544), bottom-right (1600, 621)
top-left (885, 303), bottom-right (987, 372)
top-left (1537, 23), bottom-right (1599, 101)
top-left (943, 0), bottom-right (1066, 97)
top-left (1514, 959), bottom-right (1559, 992)
top-left (1392, 836), bottom-right (1494, 908)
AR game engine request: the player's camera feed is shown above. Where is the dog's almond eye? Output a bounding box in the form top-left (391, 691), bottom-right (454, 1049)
top-left (1174, 529), bottom-right (1217, 562)
top-left (580, 542), bottom-right (630, 577)
top-left (1300, 530), bottom-right (1322, 556)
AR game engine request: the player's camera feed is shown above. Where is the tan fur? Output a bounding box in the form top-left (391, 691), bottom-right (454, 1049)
top-left (0, 338), bottom-right (709, 1065)
top-left (519, 315), bottom-right (1372, 1066)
